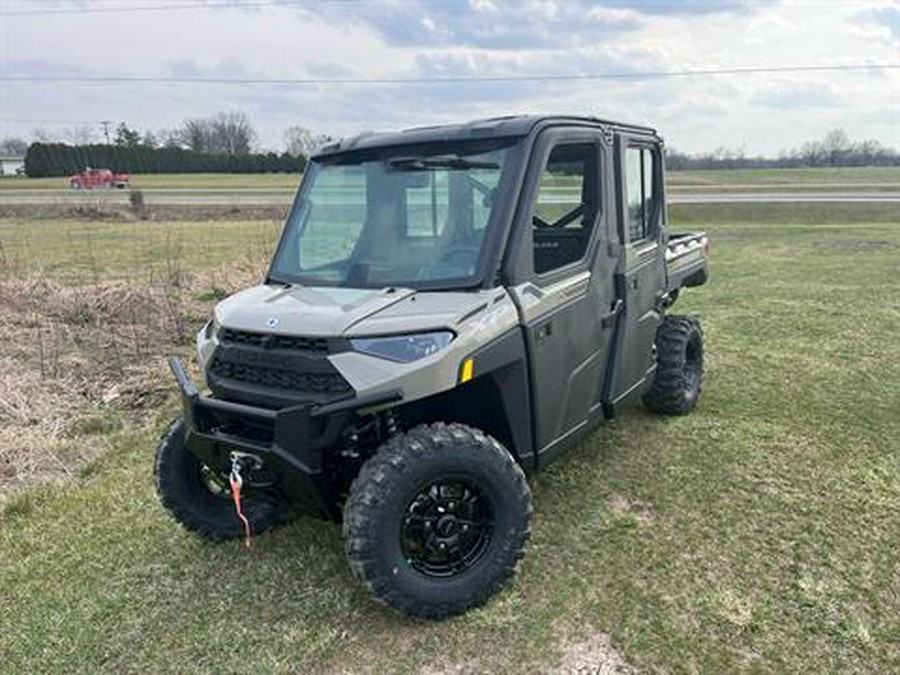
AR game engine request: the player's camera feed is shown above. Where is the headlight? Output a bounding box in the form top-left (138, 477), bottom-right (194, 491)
top-left (350, 331), bottom-right (454, 363)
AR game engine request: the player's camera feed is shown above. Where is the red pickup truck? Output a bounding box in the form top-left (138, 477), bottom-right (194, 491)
top-left (68, 168), bottom-right (130, 190)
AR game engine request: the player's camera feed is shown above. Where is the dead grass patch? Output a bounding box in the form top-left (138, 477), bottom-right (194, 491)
top-left (557, 629), bottom-right (632, 674)
top-left (608, 494), bottom-right (654, 527)
top-left (0, 253), bottom-right (268, 499)
top-left (0, 359), bottom-right (90, 492)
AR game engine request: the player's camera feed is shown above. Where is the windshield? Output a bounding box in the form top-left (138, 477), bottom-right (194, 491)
top-left (269, 142), bottom-right (515, 289)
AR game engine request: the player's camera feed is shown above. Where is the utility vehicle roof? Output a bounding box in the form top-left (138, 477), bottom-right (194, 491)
top-left (315, 115), bottom-right (658, 158)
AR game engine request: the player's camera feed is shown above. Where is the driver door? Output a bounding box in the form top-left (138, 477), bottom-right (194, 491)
top-left (508, 128), bottom-right (618, 466)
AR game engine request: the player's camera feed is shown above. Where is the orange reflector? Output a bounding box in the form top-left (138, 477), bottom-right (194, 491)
top-left (460, 359), bottom-right (474, 384)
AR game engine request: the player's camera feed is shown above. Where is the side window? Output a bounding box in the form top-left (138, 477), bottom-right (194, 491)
top-left (625, 146), bottom-right (658, 243)
top-left (532, 143), bottom-right (598, 275)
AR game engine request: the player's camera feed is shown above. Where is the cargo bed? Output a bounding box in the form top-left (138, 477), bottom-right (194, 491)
top-left (666, 231), bottom-right (709, 291)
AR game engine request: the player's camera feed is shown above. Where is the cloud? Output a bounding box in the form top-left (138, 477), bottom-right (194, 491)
top-left (600, 0), bottom-right (765, 15)
top-left (755, 81), bottom-right (844, 109)
top-left (310, 1), bottom-right (641, 50)
top-left (855, 5), bottom-right (900, 41)
top-left (162, 58), bottom-right (251, 80)
top-left (1, 0), bottom-right (898, 155)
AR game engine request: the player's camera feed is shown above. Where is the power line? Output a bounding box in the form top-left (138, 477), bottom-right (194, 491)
top-left (0, 0), bottom-right (862, 16)
top-left (2, 0), bottom-right (389, 16)
top-left (0, 64), bottom-right (896, 87)
top-left (0, 119), bottom-right (104, 125)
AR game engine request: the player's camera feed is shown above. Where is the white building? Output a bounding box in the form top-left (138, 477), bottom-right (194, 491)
top-left (0, 156), bottom-right (25, 176)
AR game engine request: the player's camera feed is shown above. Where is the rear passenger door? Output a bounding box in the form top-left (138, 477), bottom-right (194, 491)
top-left (605, 136), bottom-right (666, 406)
top-left (508, 128), bottom-right (617, 465)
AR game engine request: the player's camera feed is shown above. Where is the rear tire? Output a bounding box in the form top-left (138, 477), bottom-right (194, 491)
top-left (642, 315), bottom-right (704, 415)
top-left (344, 423), bottom-right (532, 619)
top-left (154, 419), bottom-right (290, 541)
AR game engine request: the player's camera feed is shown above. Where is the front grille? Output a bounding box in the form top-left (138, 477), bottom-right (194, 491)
top-left (209, 357), bottom-right (352, 398)
top-left (219, 328), bottom-right (329, 354)
top-left (209, 326), bottom-right (353, 407)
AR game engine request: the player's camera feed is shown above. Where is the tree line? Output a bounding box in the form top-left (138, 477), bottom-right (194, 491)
top-left (5, 119), bottom-right (898, 176)
top-left (24, 143), bottom-right (307, 178)
top-left (666, 129), bottom-right (899, 170)
top-left (14, 110), bottom-right (334, 177)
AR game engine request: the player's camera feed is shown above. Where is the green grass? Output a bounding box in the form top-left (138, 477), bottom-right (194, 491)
top-left (0, 217), bottom-right (282, 282)
top-left (2, 203), bottom-right (900, 672)
top-left (667, 166), bottom-right (900, 190)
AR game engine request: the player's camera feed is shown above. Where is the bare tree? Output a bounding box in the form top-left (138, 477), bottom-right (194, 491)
top-left (0, 137), bottom-right (28, 156)
top-left (821, 129), bottom-right (852, 166)
top-left (31, 128), bottom-right (56, 143)
top-left (178, 112), bottom-right (256, 155)
top-left (284, 126), bottom-right (331, 158)
top-left (209, 111), bottom-right (256, 155)
top-left (181, 118), bottom-right (212, 153)
top-left (157, 128), bottom-right (186, 149)
top-left (142, 131), bottom-right (159, 149)
top-left (796, 129), bottom-right (854, 166)
top-left (66, 125), bottom-right (95, 144)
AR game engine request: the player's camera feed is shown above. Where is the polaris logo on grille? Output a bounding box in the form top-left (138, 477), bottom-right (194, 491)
top-left (266, 317), bottom-right (280, 329)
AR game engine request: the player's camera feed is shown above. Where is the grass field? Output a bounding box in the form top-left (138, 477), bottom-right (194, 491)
top-left (666, 166), bottom-right (900, 190)
top-left (0, 218), bottom-right (282, 282)
top-left (1, 202), bottom-right (899, 672)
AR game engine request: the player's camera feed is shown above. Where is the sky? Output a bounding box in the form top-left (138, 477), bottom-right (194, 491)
top-left (1, 0), bottom-right (898, 155)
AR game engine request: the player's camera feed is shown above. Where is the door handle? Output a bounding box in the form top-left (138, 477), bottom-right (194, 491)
top-left (601, 299), bottom-right (623, 329)
top-left (535, 321), bottom-right (553, 344)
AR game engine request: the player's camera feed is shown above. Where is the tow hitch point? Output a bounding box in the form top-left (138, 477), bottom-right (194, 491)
top-left (228, 453), bottom-right (254, 548)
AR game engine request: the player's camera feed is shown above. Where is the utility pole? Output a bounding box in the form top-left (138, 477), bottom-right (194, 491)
top-left (101, 120), bottom-right (112, 144)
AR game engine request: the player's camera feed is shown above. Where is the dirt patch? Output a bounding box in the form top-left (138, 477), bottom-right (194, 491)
top-left (608, 494), bottom-right (654, 527)
top-left (0, 204), bottom-right (288, 222)
top-left (558, 630), bottom-right (632, 674)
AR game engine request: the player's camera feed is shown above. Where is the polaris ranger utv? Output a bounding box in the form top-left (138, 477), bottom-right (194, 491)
top-left (156, 115), bottom-right (709, 619)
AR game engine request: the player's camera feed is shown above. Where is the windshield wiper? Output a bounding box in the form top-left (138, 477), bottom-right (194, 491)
top-left (389, 156), bottom-right (499, 171)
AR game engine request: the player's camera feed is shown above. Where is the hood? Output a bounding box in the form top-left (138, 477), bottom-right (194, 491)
top-left (215, 284), bottom-right (507, 338)
top-left (215, 284), bottom-right (417, 337)
top-left (344, 289), bottom-right (505, 336)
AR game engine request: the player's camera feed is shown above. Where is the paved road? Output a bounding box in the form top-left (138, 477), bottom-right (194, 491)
top-left (0, 188), bottom-right (898, 206)
top-left (669, 192), bottom-right (900, 204)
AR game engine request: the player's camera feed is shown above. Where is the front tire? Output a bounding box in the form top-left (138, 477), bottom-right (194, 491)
top-left (344, 423), bottom-right (532, 619)
top-left (154, 419), bottom-right (290, 541)
top-left (643, 315), bottom-right (704, 415)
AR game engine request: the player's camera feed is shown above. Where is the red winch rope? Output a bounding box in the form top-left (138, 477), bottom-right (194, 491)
top-left (229, 472), bottom-right (252, 549)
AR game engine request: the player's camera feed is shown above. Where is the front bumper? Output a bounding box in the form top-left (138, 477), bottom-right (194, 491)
top-left (169, 358), bottom-right (401, 518)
